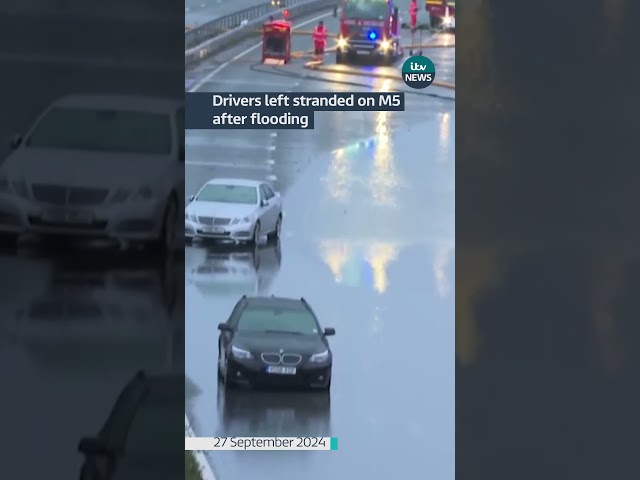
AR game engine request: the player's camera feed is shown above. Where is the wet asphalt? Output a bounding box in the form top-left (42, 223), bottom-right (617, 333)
top-left (186, 14), bottom-right (455, 480)
top-left (0, 2), bottom-right (183, 478)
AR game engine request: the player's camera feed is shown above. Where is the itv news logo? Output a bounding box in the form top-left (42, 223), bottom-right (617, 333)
top-left (401, 56), bottom-right (436, 89)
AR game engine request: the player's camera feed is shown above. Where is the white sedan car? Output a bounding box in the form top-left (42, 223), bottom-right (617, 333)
top-left (0, 94), bottom-right (185, 251)
top-left (185, 178), bottom-right (282, 245)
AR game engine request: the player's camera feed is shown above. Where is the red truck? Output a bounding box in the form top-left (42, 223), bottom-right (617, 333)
top-left (426, 0), bottom-right (455, 30)
top-left (336, 0), bottom-right (403, 65)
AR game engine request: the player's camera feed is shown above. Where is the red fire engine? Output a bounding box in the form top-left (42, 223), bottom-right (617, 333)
top-left (425, 0), bottom-right (455, 30)
top-left (336, 0), bottom-right (403, 65)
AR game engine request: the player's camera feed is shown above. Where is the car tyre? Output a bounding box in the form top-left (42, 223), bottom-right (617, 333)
top-left (268, 214), bottom-right (282, 241)
top-left (149, 196), bottom-right (178, 253)
top-left (249, 221), bottom-right (260, 246)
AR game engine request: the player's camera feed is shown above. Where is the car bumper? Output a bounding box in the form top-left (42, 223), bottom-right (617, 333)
top-left (227, 357), bottom-right (331, 389)
top-left (185, 220), bottom-right (255, 243)
top-left (0, 194), bottom-right (165, 241)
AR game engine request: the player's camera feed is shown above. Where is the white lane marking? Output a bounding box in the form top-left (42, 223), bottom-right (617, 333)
top-left (270, 132), bottom-right (278, 137)
top-left (267, 145), bottom-right (276, 151)
top-left (267, 174), bottom-right (277, 181)
top-left (186, 161), bottom-right (272, 171)
top-left (188, 11), bottom-right (332, 92)
top-left (265, 159), bottom-right (275, 165)
top-left (185, 415), bottom-right (216, 480)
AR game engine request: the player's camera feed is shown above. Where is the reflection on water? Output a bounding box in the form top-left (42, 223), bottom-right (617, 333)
top-left (217, 388), bottom-right (331, 438)
top-left (186, 240), bottom-right (282, 298)
top-left (319, 239), bottom-right (399, 294)
top-left (433, 246), bottom-right (453, 298)
top-left (438, 112), bottom-right (451, 163)
top-left (3, 255), bottom-right (181, 370)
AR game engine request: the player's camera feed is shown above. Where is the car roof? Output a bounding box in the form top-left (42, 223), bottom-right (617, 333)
top-left (242, 296), bottom-right (309, 310)
top-left (51, 94), bottom-right (182, 113)
top-left (205, 178), bottom-right (263, 188)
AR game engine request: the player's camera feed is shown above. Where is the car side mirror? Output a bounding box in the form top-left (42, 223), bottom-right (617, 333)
top-left (323, 327), bottom-right (335, 336)
top-left (9, 134), bottom-right (22, 150)
top-left (78, 437), bottom-right (113, 457)
top-left (189, 195), bottom-right (195, 202)
top-left (218, 323), bottom-right (232, 332)
top-left (260, 199), bottom-right (267, 207)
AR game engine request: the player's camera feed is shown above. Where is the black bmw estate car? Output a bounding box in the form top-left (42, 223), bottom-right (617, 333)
top-left (217, 295), bottom-right (335, 391)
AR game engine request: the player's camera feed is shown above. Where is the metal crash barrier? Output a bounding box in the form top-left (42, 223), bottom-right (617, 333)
top-left (185, 0), bottom-right (337, 67)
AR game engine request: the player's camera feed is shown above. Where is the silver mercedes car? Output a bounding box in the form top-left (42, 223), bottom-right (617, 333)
top-left (185, 178), bottom-right (283, 245)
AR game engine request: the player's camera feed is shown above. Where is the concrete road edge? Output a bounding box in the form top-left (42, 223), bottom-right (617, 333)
top-left (185, 414), bottom-right (216, 480)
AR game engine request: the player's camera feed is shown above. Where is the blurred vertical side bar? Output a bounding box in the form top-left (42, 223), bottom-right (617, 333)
top-left (457, 0), bottom-right (640, 479)
top-left (0, 0), bottom-right (185, 479)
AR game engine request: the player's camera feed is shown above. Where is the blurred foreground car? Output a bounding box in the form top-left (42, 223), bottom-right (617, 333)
top-left (218, 295), bottom-right (335, 391)
top-left (185, 178), bottom-right (282, 245)
top-left (0, 94), bottom-right (185, 251)
top-left (78, 371), bottom-right (183, 480)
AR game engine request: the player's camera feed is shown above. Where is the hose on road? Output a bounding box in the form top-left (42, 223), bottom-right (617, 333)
top-left (249, 61), bottom-right (454, 100)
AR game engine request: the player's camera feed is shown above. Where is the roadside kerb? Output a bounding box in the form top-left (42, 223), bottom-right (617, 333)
top-left (186, 0), bottom-right (336, 67)
top-left (185, 414), bottom-right (216, 480)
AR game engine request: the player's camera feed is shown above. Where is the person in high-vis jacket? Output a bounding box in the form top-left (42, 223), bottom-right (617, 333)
top-left (409, 0), bottom-right (418, 30)
top-left (312, 21), bottom-right (328, 56)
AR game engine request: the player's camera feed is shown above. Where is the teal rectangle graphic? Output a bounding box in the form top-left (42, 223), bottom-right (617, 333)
top-left (330, 437), bottom-right (338, 450)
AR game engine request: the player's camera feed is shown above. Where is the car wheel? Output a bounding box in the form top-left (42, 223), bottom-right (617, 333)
top-left (268, 215), bottom-right (282, 240)
top-left (150, 196), bottom-right (177, 253)
top-left (249, 221), bottom-right (260, 246)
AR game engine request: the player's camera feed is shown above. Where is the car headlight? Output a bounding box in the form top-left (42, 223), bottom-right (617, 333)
top-left (110, 186), bottom-right (155, 203)
top-left (337, 37), bottom-right (348, 48)
top-left (443, 16), bottom-right (452, 25)
top-left (231, 217), bottom-right (251, 225)
top-left (132, 185), bottom-right (154, 201)
top-left (309, 350), bottom-right (329, 363)
top-left (231, 345), bottom-right (253, 360)
top-left (379, 40), bottom-right (391, 51)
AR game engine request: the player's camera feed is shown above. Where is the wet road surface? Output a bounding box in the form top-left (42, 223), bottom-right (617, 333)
top-left (186, 12), bottom-right (455, 480)
top-left (0, 1), bottom-right (183, 478)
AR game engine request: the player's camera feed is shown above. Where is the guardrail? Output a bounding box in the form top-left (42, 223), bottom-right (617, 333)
top-left (185, 0), bottom-right (336, 67)
top-left (186, 0), bottom-right (314, 49)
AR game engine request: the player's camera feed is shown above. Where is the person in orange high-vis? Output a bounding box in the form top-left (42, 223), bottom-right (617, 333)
top-left (312, 20), bottom-right (328, 57)
top-left (409, 0), bottom-right (418, 30)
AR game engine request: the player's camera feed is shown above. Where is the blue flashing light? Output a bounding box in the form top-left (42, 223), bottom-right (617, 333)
top-left (367, 30), bottom-right (377, 41)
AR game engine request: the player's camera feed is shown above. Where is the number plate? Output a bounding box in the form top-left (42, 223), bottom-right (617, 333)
top-left (43, 209), bottom-right (93, 224)
top-left (357, 49), bottom-right (370, 54)
top-left (202, 226), bottom-right (224, 233)
top-left (266, 366), bottom-right (296, 375)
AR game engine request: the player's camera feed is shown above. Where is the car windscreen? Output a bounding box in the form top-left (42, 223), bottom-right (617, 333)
top-left (237, 305), bottom-right (319, 334)
top-left (25, 107), bottom-right (172, 155)
top-left (124, 403), bottom-right (182, 456)
top-left (196, 184), bottom-right (257, 204)
top-left (344, 0), bottom-right (388, 20)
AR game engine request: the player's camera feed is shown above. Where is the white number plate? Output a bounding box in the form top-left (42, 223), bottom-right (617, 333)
top-left (266, 366), bottom-right (296, 375)
top-left (356, 49), bottom-right (370, 54)
top-left (202, 226), bottom-right (224, 233)
top-left (43, 210), bottom-right (93, 224)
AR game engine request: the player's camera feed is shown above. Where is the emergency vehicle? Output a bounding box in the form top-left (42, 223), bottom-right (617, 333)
top-left (425, 0), bottom-right (455, 30)
top-left (336, 0), bottom-right (403, 65)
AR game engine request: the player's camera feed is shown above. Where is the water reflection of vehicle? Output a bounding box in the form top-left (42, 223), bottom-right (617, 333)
top-left (217, 388), bottom-right (331, 438)
top-left (187, 240), bottom-right (281, 297)
top-left (3, 256), bottom-right (181, 369)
